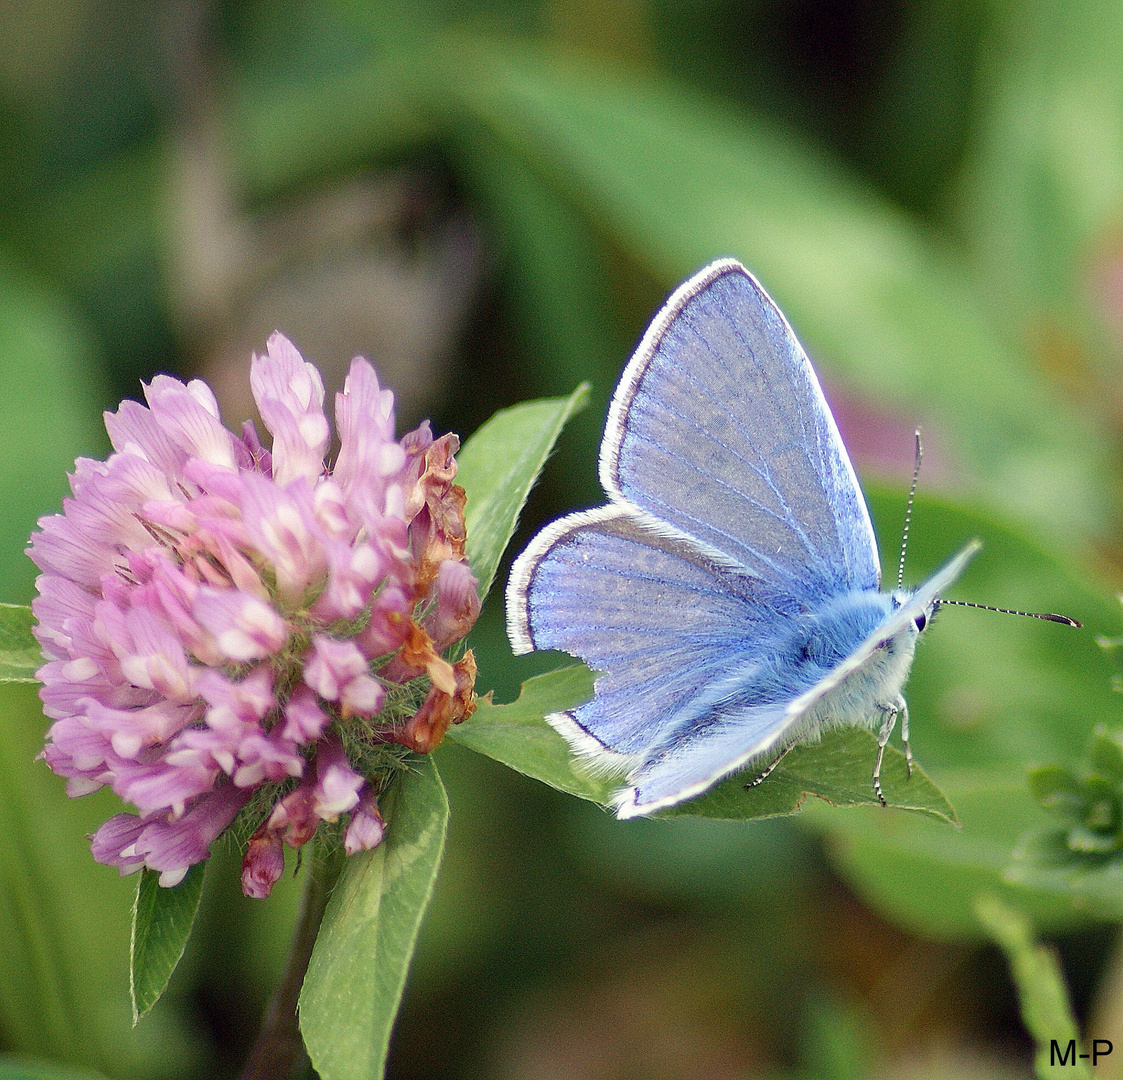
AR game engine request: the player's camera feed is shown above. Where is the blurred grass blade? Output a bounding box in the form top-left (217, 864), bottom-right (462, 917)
top-left (455, 127), bottom-right (629, 509)
top-left (0, 679), bottom-right (198, 1073)
top-left (235, 48), bottom-right (445, 199)
top-left (964, 5), bottom-right (1123, 329)
top-left (453, 40), bottom-right (1108, 544)
top-left (0, 266), bottom-right (106, 605)
top-left (299, 755), bottom-right (448, 1080)
top-left (458, 385), bottom-right (589, 600)
top-left (976, 896), bottom-right (1092, 1080)
top-left (800, 992), bottom-right (875, 1080)
top-left (0, 606), bottom-right (40, 683)
top-left (0, 1057), bottom-right (112, 1079)
top-left (130, 864), bottom-right (205, 1023)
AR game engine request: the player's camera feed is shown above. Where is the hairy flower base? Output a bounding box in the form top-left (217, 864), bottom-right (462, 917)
top-left (32, 334), bottom-right (480, 897)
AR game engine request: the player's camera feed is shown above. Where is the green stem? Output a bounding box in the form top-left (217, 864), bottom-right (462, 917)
top-left (238, 843), bottom-right (343, 1080)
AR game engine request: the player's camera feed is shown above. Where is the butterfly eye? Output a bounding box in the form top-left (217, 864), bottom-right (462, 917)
top-left (914, 613), bottom-right (927, 632)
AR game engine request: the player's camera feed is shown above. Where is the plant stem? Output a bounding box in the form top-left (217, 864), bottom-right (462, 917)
top-left (238, 843), bottom-right (343, 1080)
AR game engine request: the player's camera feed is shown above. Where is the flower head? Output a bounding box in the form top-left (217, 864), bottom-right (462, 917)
top-left (31, 334), bottom-right (479, 896)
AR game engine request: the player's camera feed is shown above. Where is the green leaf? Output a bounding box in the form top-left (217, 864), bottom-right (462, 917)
top-left (975, 896), bottom-right (1092, 1080)
top-left (1065, 824), bottom-right (1118, 855)
top-left (1088, 727), bottom-right (1123, 783)
top-left (446, 665), bottom-right (610, 802)
top-left (1013, 828), bottom-right (1078, 869)
top-left (450, 669), bottom-right (954, 822)
top-left (130, 863), bottom-right (206, 1023)
top-left (299, 755), bottom-right (448, 1080)
top-left (0, 606), bottom-right (40, 683)
top-left (1028, 766), bottom-right (1086, 818)
top-left (458, 385), bottom-right (590, 599)
top-left (806, 772), bottom-right (1123, 939)
top-left (1007, 831), bottom-right (1123, 905)
top-left (663, 729), bottom-right (956, 824)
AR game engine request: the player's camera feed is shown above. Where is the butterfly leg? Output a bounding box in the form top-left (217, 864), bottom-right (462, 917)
top-left (899, 698), bottom-right (913, 778)
top-left (744, 744), bottom-right (794, 790)
top-left (872, 702), bottom-right (902, 807)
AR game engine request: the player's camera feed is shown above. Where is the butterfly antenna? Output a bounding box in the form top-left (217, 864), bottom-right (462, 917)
top-left (937, 599), bottom-right (1080, 627)
top-left (897, 430), bottom-right (923, 589)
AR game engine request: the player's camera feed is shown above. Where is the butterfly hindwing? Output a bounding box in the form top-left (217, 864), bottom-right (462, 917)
top-left (508, 505), bottom-right (800, 759)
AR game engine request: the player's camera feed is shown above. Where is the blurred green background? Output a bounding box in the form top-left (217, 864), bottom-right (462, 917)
top-left (5, 0), bottom-right (1123, 1077)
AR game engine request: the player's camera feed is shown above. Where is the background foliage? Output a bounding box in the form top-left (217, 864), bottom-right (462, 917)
top-left (2, 0), bottom-right (1123, 1077)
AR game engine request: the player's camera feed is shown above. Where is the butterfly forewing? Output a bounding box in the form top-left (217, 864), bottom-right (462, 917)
top-left (601, 260), bottom-right (880, 596)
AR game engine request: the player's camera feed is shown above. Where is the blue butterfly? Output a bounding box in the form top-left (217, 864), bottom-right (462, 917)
top-left (506, 259), bottom-right (977, 818)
